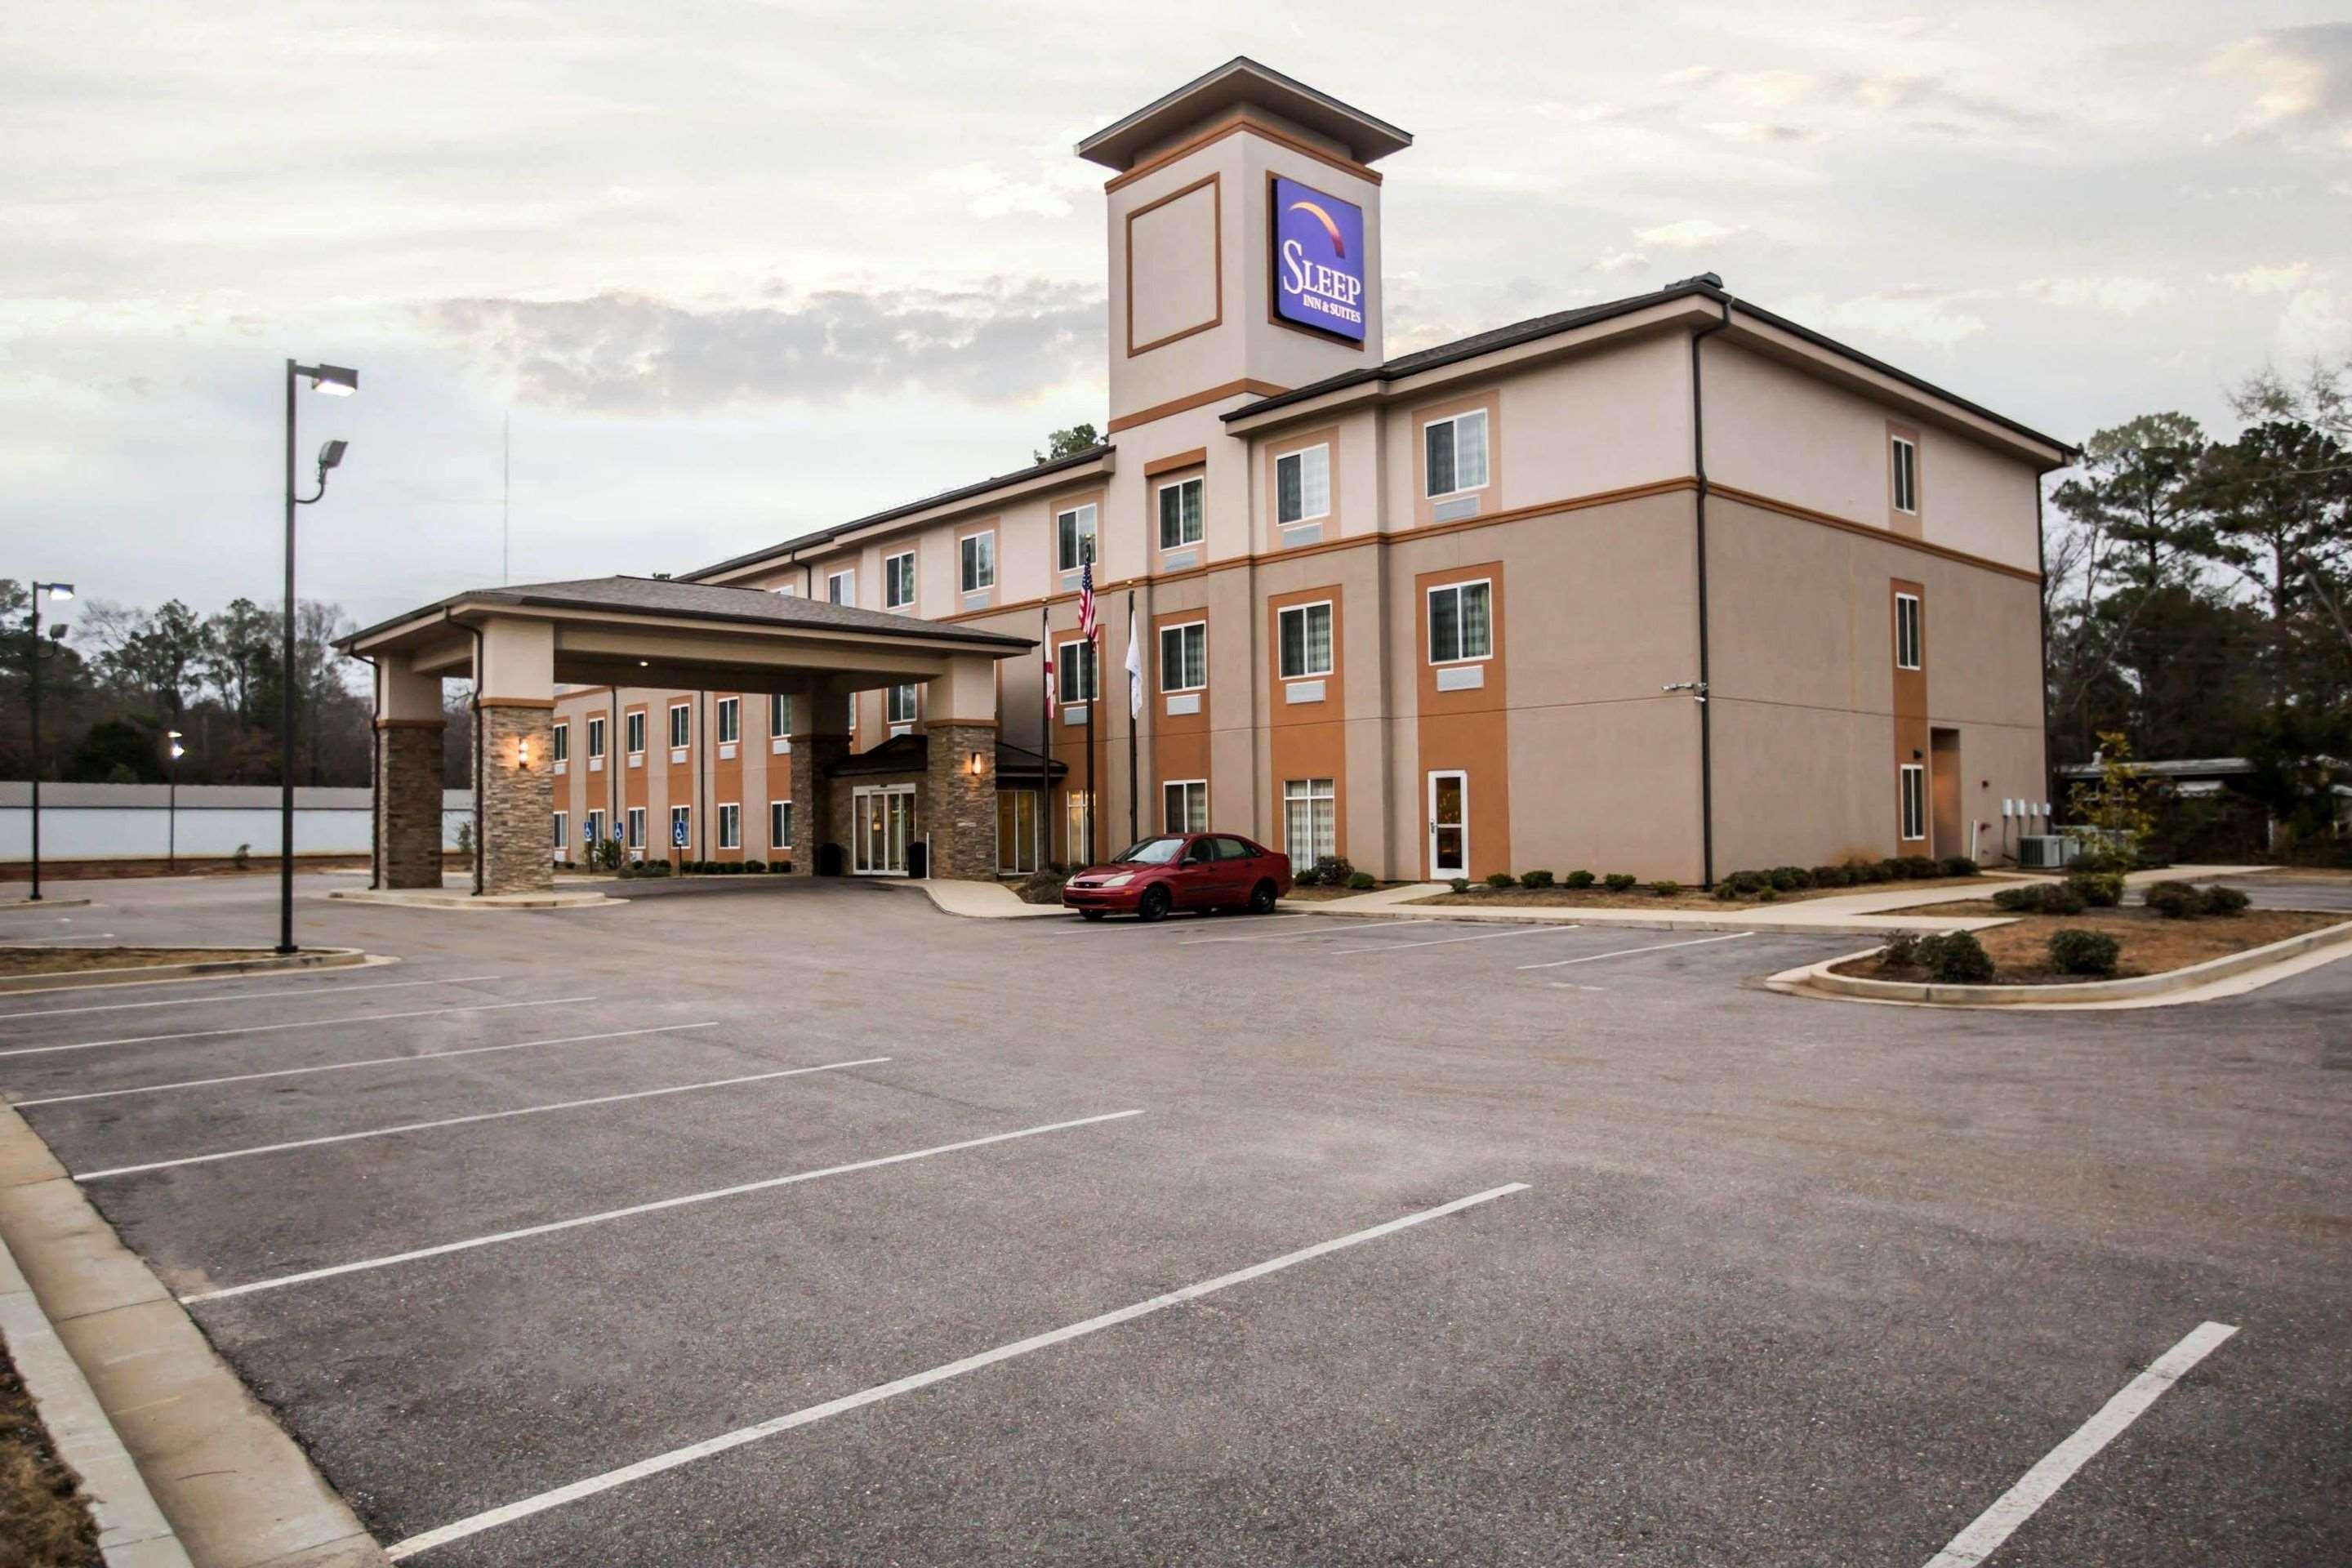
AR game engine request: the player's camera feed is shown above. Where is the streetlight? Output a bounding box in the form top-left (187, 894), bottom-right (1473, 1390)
top-left (165, 729), bottom-right (185, 872)
top-left (279, 359), bottom-right (356, 954)
top-left (24, 582), bottom-right (74, 902)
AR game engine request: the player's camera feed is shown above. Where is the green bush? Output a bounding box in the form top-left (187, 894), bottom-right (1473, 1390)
top-left (2047, 928), bottom-right (2120, 975)
top-left (743, 859), bottom-right (765, 873)
top-left (2145, 880), bottom-right (2201, 919)
top-left (1809, 865), bottom-right (1852, 889)
top-left (1900, 855), bottom-right (1940, 880)
top-left (1602, 873), bottom-right (1637, 893)
top-left (1845, 859), bottom-right (1888, 884)
top-left (1520, 869), bottom-right (1556, 889)
top-left (2199, 884), bottom-right (2250, 917)
top-left (1564, 870), bottom-right (1596, 889)
top-left (1940, 856), bottom-right (1980, 877)
top-left (1756, 885), bottom-right (1779, 902)
top-left (1991, 884), bottom-right (2038, 912)
top-left (1878, 932), bottom-right (1921, 968)
top-left (1919, 930), bottom-right (1994, 983)
top-left (1718, 869), bottom-right (1767, 897)
top-left (1347, 871), bottom-right (1376, 889)
top-left (2065, 871), bottom-right (2123, 908)
top-left (1651, 880), bottom-right (1682, 897)
top-left (1017, 866), bottom-right (1069, 904)
top-left (769, 860), bottom-right (792, 873)
top-left (1993, 883), bottom-right (2086, 916)
top-left (1877, 858), bottom-right (1905, 881)
top-left (1766, 865), bottom-right (1813, 891)
top-left (639, 859), bottom-right (670, 877)
top-left (1712, 880), bottom-right (1746, 901)
top-left (1449, 877), bottom-right (1472, 894)
top-left (1486, 871), bottom-right (1517, 889)
top-left (1303, 855), bottom-right (1354, 889)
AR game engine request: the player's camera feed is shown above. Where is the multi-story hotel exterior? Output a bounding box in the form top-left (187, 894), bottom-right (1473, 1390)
top-left (537, 58), bottom-right (2070, 887)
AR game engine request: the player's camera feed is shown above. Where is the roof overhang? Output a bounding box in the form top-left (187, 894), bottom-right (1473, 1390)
top-left (1077, 57), bottom-right (1410, 171)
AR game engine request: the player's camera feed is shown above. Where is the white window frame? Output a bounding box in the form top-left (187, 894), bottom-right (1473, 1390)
top-left (1895, 593), bottom-right (1922, 670)
top-left (884, 550), bottom-right (916, 609)
top-left (626, 805), bottom-right (646, 851)
top-left (551, 722), bottom-right (569, 764)
top-left (887, 682), bottom-right (919, 726)
top-left (669, 804), bottom-right (692, 852)
top-left (1277, 601), bottom-right (1334, 679)
top-left (1156, 475), bottom-right (1204, 550)
top-left (552, 810), bottom-right (567, 849)
top-left (1891, 436), bottom-right (1919, 515)
top-left (826, 568), bottom-right (855, 606)
top-left (1283, 777), bottom-right (1337, 864)
top-left (1423, 408), bottom-right (1490, 499)
top-left (1274, 443), bottom-right (1330, 526)
top-left (959, 531), bottom-right (996, 593)
top-left (625, 710), bottom-right (646, 756)
top-left (773, 583), bottom-right (798, 599)
top-left (769, 800), bottom-right (791, 852)
top-left (717, 802), bottom-right (740, 851)
top-left (584, 808), bottom-right (604, 850)
top-left (1057, 503), bottom-right (1098, 572)
top-left (1900, 764), bottom-right (1927, 841)
top-left (1064, 788), bottom-right (1094, 865)
top-left (768, 693), bottom-right (791, 738)
top-left (667, 702), bottom-right (692, 750)
top-left (1163, 778), bottom-right (1208, 834)
top-left (1057, 638), bottom-right (1098, 704)
top-left (715, 696), bottom-right (740, 744)
top-left (586, 715), bottom-right (606, 759)
top-left (1427, 579), bottom-right (1494, 666)
top-left (1159, 620), bottom-right (1206, 693)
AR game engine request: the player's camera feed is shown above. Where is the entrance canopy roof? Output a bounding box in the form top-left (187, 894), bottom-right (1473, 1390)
top-left (340, 575), bottom-right (1031, 700)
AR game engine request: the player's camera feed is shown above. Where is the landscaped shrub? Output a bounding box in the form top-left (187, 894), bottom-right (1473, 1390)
top-left (1449, 877), bottom-right (1472, 894)
top-left (1919, 930), bottom-right (1994, 984)
top-left (1520, 869), bottom-right (1556, 889)
top-left (2047, 928), bottom-right (2121, 976)
top-left (1993, 883), bottom-right (2086, 916)
top-left (743, 859), bottom-right (765, 873)
top-left (1565, 870), bottom-right (1596, 889)
top-left (1940, 856), bottom-right (1980, 877)
top-left (2199, 884), bottom-right (2251, 917)
top-left (1486, 871), bottom-right (1517, 889)
top-left (1878, 858), bottom-right (1907, 881)
top-left (769, 860), bottom-right (791, 873)
top-left (1718, 869), bottom-right (1768, 897)
top-left (1306, 855), bottom-right (1354, 889)
top-left (1845, 858), bottom-right (1889, 883)
top-left (1809, 865), bottom-right (1852, 888)
top-left (2065, 871), bottom-right (2123, 907)
top-left (1756, 885), bottom-right (1779, 902)
top-left (1651, 880), bottom-right (1682, 897)
top-left (1766, 866), bottom-right (1813, 891)
top-left (1018, 866), bottom-right (1068, 904)
top-left (2145, 880), bottom-right (2202, 919)
top-left (1713, 880), bottom-right (1745, 901)
top-left (1347, 871), bottom-right (1376, 890)
top-left (1899, 855), bottom-right (1941, 880)
top-left (1878, 932), bottom-right (1921, 968)
top-left (1602, 873), bottom-right (1637, 893)
top-left (1991, 884), bottom-right (2039, 912)
top-left (639, 859), bottom-right (670, 876)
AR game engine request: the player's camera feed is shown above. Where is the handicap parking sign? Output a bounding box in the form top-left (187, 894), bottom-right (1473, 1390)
top-left (671, 818), bottom-right (689, 848)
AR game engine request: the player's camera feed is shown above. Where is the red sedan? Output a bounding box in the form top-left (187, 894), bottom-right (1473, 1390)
top-left (1061, 832), bottom-right (1292, 921)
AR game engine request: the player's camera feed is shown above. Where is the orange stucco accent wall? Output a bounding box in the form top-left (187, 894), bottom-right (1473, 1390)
top-left (1266, 583), bottom-right (1347, 864)
top-left (1414, 561), bottom-right (1511, 880)
top-left (1891, 578), bottom-right (1927, 853)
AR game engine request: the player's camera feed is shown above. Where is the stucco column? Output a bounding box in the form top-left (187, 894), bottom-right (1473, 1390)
top-left (474, 618), bottom-right (556, 896)
top-left (925, 654), bottom-right (1001, 881)
top-left (790, 692), bottom-right (851, 875)
top-left (375, 654), bottom-right (444, 890)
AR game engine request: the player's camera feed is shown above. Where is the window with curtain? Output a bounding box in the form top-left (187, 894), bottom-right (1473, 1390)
top-left (1278, 603), bottom-right (1334, 679)
top-left (1159, 621), bottom-right (1206, 691)
top-left (668, 703), bottom-right (691, 747)
top-left (715, 697), bottom-right (739, 743)
top-left (1895, 593), bottom-right (1922, 670)
top-left (718, 804), bottom-right (740, 849)
top-left (1057, 505), bottom-right (1097, 572)
top-left (884, 551), bottom-right (915, 608)
top-left (1283, 777), bottom-right (1336, 863)
top-left (1428, 581), bottom-right (1493, 663)
top-left (1065, 790), bottom-right (1094, 864)
top-left (1276, 444), bottom-right (1330, 525)
top-left (1157, 477), bottom-right (1204, 549)
top-left (1900, 764), bottom-right (1927, 840)
top-left (1058, 639), bottom-right (1098, 702)
top-left (769, 800), bottom-right (791, 849)
top-left (586, 716), bottom-right (606, 758)
top-left (1163, 779), bottom-right (1208, 833)
top-left (960, 532), bottom-right (996, 592)
top-left (827, 570), bottom-right (853, 604)
top-left (552, 724), bottom-right (569, 763)
top-left (887, 684), bottom-right (918, 724)
top-left (1891, 437), bottom-right (1919, 514)
top-left (1424, 408), bottom-right (1490, 497)
top-left (626, 711), bottom-right (646, 754)
top-left (768, 693), bottom-right (791, 737)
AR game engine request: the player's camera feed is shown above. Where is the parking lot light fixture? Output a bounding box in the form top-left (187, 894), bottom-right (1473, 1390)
top-left (24, 581), bottom-right (77, 902)
top-left (279, 358), bottom-right (358, 953)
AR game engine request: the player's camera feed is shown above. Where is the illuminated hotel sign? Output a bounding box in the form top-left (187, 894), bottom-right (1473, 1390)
top-left (1272, 176), bottom-right (1365, 341)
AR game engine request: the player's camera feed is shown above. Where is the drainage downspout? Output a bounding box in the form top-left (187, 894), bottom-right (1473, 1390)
top-left (2034, 481), bottom-right (2051, 852)
top-left (1689, 295), bottom-right (1732, 889)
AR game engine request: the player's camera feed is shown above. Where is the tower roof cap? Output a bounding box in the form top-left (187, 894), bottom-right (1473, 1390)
top-left (1076, 57), bottom-right (1412, 171)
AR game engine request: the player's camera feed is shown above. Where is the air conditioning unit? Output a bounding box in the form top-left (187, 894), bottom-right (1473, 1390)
top-left (2017, 835), bottom-right (2075, 870)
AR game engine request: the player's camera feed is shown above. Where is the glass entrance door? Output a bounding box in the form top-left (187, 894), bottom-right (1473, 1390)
top-left (854, 786), bottom-right (915, 875)
top-left (997, 789), bottom-right (1039, 875)
top-left (1428, 770), bottom-right (1468, 879)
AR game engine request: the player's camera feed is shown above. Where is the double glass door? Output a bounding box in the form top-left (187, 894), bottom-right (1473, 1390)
top-left (854, 786), bottom-right (916, 875)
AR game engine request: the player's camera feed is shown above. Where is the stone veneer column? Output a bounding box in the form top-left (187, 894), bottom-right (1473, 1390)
top-left (476, 701), bottom-right (555, 895)
top-left (376, 720), bottom-right (447, 889)
top-left (789, 727), bottom-right (851, 875)
top-left (924, 723), bottom-right (1000, 880)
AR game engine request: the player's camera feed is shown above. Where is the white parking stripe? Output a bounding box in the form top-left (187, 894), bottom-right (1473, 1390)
top-left (0, 996), bottom-right (597, 1060)
top-left (13, 1023), bottom-right (719, 1108)
top-left (181, 1109), bottom-right (1146, 1304)
top-left (1326, 925), bottom-right (1579, 956)
top-left (0, 974), bottom-right (504, 1020)
top-left (74, 1058), bottom-right (891, 1181)
top-left (381, 1182), bottom-right (1528, 1561)
top-left (1515, 931), bottom-right (1754, 970)
top-left (1921, 1321), bottom-right (2238, 1568)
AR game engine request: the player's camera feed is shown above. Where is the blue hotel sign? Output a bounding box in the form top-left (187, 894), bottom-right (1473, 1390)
top-left (1272, 176), bottom-right (1365, 342)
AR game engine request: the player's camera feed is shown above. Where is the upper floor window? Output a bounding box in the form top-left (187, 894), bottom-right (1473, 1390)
top-left (1057, 504), bottom-right (1098, 572)
top-left (1424, 409), bottom-right (1489, 498)
top-left (715, 696), bottom-right (740, 744)
top-left (884, 550), bottom-right (916, 609)
top-left (586, 715), bottom-right (606, 758)
top-left (960, 531), bottom-right (996, 593)
top-left (887, 683), bottom-right (918, 725)
top-left (1891, 435), bottom-right (1919, 514)
top-left (1157, 476), bottom-right (1204, 549)
top-left (1900, 764), bottom-right (1927, 841)
top-left (768, 693), bottom-right (791, 738)
top-left (1278, 602), bottom-right (1334, 679)
top-left (551, 723), bottom-right (569, 763)
top-left (1058, 639), bottom-right (1099, 703)
top-left (773, 583), bottom-right (798, 598)
top-left (1159, 621), bottom-right (1206, 692)
top-left (1428, 581), bottom-right (1493, 664)
top-left (1895, 592), bottom-right (1922, 670)
top-left (625, 710), bottom-right (647, 755)
top-left (826, 569), bottom-right (854, 605)
top-left (668, 702), bottom-right (692, 749)
top-left (1276, 444), bottom-right (1330, 526)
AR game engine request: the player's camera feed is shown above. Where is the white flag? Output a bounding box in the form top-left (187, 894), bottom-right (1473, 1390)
top-left (1124, 617), bottom-right (1144, 719)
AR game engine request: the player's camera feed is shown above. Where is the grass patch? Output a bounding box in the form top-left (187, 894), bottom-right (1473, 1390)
top-left (0, 1331), bottom-right (101, 1568)
top-left (1409, 874), bottom-right (1997, 911)
top-left (1838, 904), bottom-right (2344, 984)
top-left (0, 947), bottom-right (283, 978)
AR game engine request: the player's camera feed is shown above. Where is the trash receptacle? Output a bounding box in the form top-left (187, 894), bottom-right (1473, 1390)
top-left (816, 841), bottom-right (844, 877)
top-left (906, 840), bottom-right (929, 880)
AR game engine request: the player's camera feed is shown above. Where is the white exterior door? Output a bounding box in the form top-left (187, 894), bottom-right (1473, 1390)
top-left (1428, 770), bottom-right (1468, 880)
top-left (854, 786), bottom-right (915, 875)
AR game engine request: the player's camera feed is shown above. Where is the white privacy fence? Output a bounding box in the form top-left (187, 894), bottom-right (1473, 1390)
top-left (0, 784), bottom-right (473, 861)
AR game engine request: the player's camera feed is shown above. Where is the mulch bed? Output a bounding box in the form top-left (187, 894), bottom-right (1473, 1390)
top-left (1838, 903), bottom-right (2345, 984)
top-left (1412, 875), bottom-right (1997, 911)
top-left (0, 947), bottom-right (283, 978)
top-left (0, 1332), bottom-right (101, 1568)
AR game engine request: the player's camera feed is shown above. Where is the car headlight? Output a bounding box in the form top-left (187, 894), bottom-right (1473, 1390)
top-left (1100, 872), bottom-right (1134, 888)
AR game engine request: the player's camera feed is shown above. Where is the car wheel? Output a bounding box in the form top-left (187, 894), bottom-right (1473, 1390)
top-left (1137, 886), bottom-right (1172, 923)
top-left (1080, 909), bottom-right (1107, 922)
top-left (1248, 880), bottom-right (1278, 914)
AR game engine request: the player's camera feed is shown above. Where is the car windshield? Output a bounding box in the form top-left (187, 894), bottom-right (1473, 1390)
top-left (1111, 836), bottom-right (1187, 865)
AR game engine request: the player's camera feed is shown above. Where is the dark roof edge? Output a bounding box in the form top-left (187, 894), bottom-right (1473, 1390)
top-left (682, 443), bottom-right (1114, 584)
top-left (1075, 56), bottom-right (1411, 166)
top-left (341, 589), bottom-right (1034, 653)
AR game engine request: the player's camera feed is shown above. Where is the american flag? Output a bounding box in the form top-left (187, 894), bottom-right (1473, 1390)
top-left (1076, 560), bottom-right (1097, 642)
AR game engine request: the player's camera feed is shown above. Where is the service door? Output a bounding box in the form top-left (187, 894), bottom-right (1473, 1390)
top-left (1428, 770), bottom-right (1468, 880)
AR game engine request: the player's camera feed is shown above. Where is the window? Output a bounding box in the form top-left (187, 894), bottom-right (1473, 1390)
top-left (1900, 764), bottom-right (1927, 841)
top-left (960, 532), bottom-right (996, 593)
top-left (770, 800), bottom-right (791, 851)
top-left (1057, 504), bottom-right (1098, 572)
top-left (626, 806), bottom-right (645, 849)
top-left (1163, 778), bottom-right (1207, 833)
top-left (1065, 789), bottom-right (1094, 863)
top-left (1283, 777), bottom-right (1336, 863)
top-left (887, 683), bottom-right (919, 725)
top-left (552, 811), bottom-right (567, 849)
top-left (669, 804), bottom-right (691, 850)
top-left (1058, 639), bottom-right (1098, 703)
top-left (718, 803), bottom-right (740, 850)
top-left (1157, 476), bottom-right (1204, 549)
top-left (773, 583), bottom-right (798, 598)
top-left (1276, 444), bottom-right (1330, 525)
top-left (1277, 602), bottom-right (1334, 679)
top-left (668, 702), bottom-right (691, 749)
top-left (884, 550), bottom-right (915, 609)
top-left (715, 696), bottom-right (740, 744)
top-left (551, 723), bottom-right (569, 764)
top-left (768, 693), bottom-right (791, 738)
top-left (1159, 621), bottom-right (1206, 692)
top-left (1428, 581), bottom-right (1493, 664)
top-left (1895, 593), bottom-right (1922, 670)
top-left (625, 710), bottom-right (646, 755)
top-left (827, 569), bottom-right (854, 605)
top-left (584, 808), bottom-right (604, 846)
top-left (1891, 436), bottom-right (1919, 514)
top-left (1424, 408), bottom-right (1490, 497)
top-left (586, 715), bottom-right (606, 759)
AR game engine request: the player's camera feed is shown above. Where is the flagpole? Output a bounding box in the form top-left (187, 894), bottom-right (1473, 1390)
top-left (1086, 623), bottom-right (1098, 866)
top-left (1125, 588), bottom-right (1138, 843)
top-left (1040, 603), bottom-right (1051, 869)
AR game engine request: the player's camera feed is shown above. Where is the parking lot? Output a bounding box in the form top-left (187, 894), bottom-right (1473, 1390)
top-left (2, 873), bottom-right (2347, 1565)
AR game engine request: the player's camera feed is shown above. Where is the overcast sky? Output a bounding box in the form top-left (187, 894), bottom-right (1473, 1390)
top-left (4, 2), bottom-right (2346, 631)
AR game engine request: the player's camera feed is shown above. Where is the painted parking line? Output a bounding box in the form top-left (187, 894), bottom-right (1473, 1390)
top-left (74, 1057), bottom-right (892, 1181)
top-left (0, 996), bottom-right (599, 1061)
top-left (0, 973), bottom-right (504, 1020)
top-left (181, 1108), bottom-right (1147, 1305)
top-left (1518, 931), bottom-right (1754, 971)
top-left (381, 1181), bottom-right (1529, 1561)
top-left (1326, 924), bottom-right (1580, 956)
top-left (13, 1022), bottom-right (720, 1108)
top-left (1175, 919), bottom-right (1396, 946)
top-left (1922, 1321), bottom-right (2237, 1568)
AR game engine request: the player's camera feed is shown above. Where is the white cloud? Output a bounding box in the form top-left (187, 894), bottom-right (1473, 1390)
top-left (2218, 261), bottom-right (2317, 296)
top-left (1804, 292), bottom-right (1989, 350)
top-left (2018, 276), bottom-right (2176, 314)
top-left (1590, 250), bottom-right (1649, 275)
top-left (1635, 217), bottom-right (1743, 249)
top-left (931, 162), bottom-right (1083, 220)
top-left (2275, 288), bottom-right (2352, 358)
top-left (2205, 24), bottom-right (2352, 140)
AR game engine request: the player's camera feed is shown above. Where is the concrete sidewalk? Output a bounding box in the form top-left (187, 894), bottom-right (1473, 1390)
top-left (893, 880), bottom-right (1071, 919)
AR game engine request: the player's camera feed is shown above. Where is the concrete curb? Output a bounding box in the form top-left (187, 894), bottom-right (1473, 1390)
top-left (889, 880), bottom-right (1071, 919)
top-left (0, 898), bottom-right (96, 911)
top-left (325, 887), bottom-right (621, 911)
top-left (1295, 902), bottom-right (2008, 937)
top-left (1, 1227), bottom-right (192, 1566)
top-left (0, 947), bottom-right (370, 995)
top-left (1769, 918), bottom-right (2352, 1009)
top-left (0, 1109), bottom-right (391, 1568)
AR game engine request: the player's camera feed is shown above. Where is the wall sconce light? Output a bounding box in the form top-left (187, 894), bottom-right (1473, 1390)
top-left (517, 737), bottom-right (532, 769)
top-left (967, 751), bottom-right (987, 777)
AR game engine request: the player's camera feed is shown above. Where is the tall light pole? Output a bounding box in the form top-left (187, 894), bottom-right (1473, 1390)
top-left (280, 359), bottom-right (356, 954)
top-left (165, 729), bottom-right (185, 871)
top-left (24, 582), bottom-right (74, 902)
